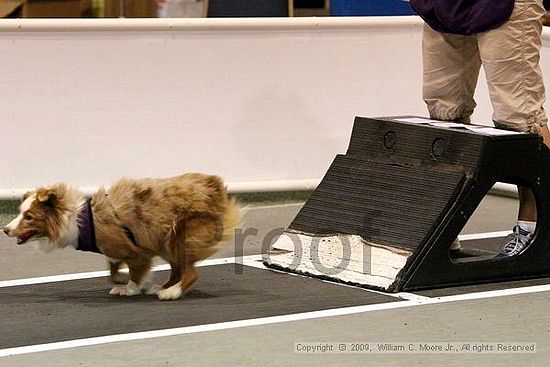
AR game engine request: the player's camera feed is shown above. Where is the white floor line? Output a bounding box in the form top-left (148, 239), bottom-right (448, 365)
top-left (434, 283), bottom-right (550, 303)
top-left (0, 270), bottom-right (113, 289)
top-left (0, 255), bottom-right (262, 288)
top-left (458, 230), bottom-right (511, 241)
top-left (0, 300), bottom-right (420, 358)
top-left (395, 292), bottom-right (434, 304)
top-left (3, 281), bottom-right (550, 358)
top-left (243, 202), bottom-right (304, 211)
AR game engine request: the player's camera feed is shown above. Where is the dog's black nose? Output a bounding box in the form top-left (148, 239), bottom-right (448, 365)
top-left (2, 227), bottom-right (9, 235)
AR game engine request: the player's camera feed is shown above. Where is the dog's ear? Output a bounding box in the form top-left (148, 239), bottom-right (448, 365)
top-left (22, 191), bottom-right (33, 201)
top-left (36, 189), bottom-right (58, 208)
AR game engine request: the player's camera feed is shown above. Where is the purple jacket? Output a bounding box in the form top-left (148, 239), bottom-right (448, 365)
top-left (410, 0), bottom-right (515, 35)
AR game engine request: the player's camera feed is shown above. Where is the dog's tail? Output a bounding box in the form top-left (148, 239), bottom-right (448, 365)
top-left (219, 196), bottom-right (242, 245)
top-left (180, 196), bottom-right (242, 262)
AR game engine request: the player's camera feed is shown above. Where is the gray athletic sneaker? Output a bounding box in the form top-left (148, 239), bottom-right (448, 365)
top-left (498, 226), bottom-right (532, 257)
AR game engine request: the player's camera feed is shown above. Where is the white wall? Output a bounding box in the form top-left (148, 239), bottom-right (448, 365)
top-left (0, 17), bottom-right (548, 197)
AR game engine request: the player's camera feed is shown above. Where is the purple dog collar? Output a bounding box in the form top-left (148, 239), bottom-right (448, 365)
top-left (77, 199), bottom-right (101, 254)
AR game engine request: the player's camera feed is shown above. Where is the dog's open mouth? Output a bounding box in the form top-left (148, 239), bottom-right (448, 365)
top-left (17, 231), bottom-right (37, 245)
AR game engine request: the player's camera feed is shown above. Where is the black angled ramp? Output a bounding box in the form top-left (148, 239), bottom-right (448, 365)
top-left (264, 116), bottom-right (550, 292)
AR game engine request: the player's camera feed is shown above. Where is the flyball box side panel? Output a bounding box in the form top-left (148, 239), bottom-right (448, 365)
top-left (288, 154), bottom-right (467, 253)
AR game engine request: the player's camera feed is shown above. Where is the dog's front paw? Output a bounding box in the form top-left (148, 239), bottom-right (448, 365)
top-left (158, 283), bottom-right (182, 301)
top-left (109, 286), bottom-right (129, 296)
top-left (109, 281), bottom-right (141, 296)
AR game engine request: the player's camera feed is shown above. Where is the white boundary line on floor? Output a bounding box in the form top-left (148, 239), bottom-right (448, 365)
top-left (0, 301), bottom-right (418, 358)
top-left (0, 255), bottom-right (262, 288)
top-left (2, 281), bottom-right (550, 358)
top-left (458, 230), bottom-right (511, 241)
top-left (433, 283), bottom-right (550, 303)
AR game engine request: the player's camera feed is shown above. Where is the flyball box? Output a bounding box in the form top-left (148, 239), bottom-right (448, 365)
top-left (265, 116), bottom-right (550, 292)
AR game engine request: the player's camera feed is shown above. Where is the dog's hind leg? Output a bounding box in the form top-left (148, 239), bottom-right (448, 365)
top-left (158, 262), bottom-right (198, 301)
top-left (110, 256), bottom-right (153, 296)
top-left (162, 263), bottom-right (181, 289)
top-left (178, 263), bottom-right (198, 296)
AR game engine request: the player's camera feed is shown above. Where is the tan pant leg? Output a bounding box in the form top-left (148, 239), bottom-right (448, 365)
top-left (422, 24), bottom-right (481, 122)
top-left (478, 0), bottom-right (548, 133)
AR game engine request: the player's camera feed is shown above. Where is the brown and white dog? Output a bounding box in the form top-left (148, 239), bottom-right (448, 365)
top-left (3, 173), bottom-right (241, 301)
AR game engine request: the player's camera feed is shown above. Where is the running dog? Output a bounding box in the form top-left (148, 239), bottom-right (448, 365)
top-left (3, 173), bottom-right (241, 301)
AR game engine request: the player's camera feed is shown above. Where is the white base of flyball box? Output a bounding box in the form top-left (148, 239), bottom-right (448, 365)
top-left (264, 231), bottom-right (412, 291)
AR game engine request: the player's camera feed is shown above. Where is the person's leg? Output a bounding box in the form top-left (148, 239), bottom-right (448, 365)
top-left (518, 126), bottom-right (550, 221)
top-left (477, 0), bottom-right (548, 255)
top-left (422, 24), bottom-right (481, 251)
top-left (422, 24), bottom-right (482, 122)
top-left (478, 0), bottom-right (547, 136)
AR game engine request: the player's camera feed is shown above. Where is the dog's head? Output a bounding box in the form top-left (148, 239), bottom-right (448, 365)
top-left (3, 184), bottom-right (79, 250)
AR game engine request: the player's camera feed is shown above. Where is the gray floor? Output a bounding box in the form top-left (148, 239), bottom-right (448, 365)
top-left (4, 292), bottom-right (544, 367)
top-left (0, 264), bottom-right (397, 349)
top-left (0, 195), bottom-right (549, 367)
